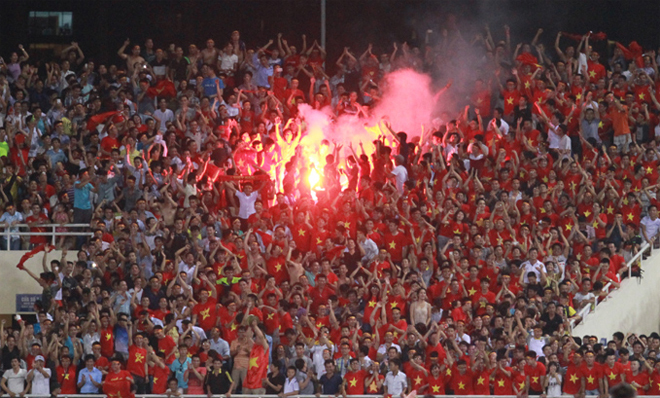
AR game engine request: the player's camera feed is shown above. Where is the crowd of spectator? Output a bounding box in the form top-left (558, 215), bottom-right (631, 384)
top-left (0, 21), bottom-right (659, 398)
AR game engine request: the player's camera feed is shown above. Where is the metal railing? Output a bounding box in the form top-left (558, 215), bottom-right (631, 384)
top-left (569, 241), bottom-right (652, 331)
top-left (0, 223), bottom-right (93, 250)
top-left (12, 395), bottom-right (660, 398)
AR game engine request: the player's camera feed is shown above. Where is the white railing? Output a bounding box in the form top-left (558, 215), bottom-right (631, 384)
top-left (569, 241), bottom-right (652, 331)
top-left (0, 396), bottom-right (554, 398)
top-left (0, 223), bottom-right (94, 250)
top-left (13, 395), bottom-right (660, 398)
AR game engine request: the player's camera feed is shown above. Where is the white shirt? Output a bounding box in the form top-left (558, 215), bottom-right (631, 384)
top-left (3, 368), bottom-right (27, 394)
top-left (377, 343), bottom-right (402, 356)
top-left (383, 370), bottom-right (408, 396)
top-left (218, 53), bottom-right (238, 72)
top-left (521, 259), bottom-right (546, 283)
top-left (391, 165), bottom-right (408, 194)
top-left (29, 367), bottom-right (51, 395)
top-left (283, 376), bottom-right (300, 394)
top-left (236, 191), bottom-right (258, 219)
top-left (641, 215), bottom-right (660, 240)
top-left (153, 109), bottom-right (174, 132)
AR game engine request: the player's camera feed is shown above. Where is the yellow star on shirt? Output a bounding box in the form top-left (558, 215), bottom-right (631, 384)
top-left (153, 377), bottom-right (158, 384)
top-left (589, 70), bottom-right (596, 78)
top-left (518, 382), bottom-right (525, 390)
top-left (498, 380), bottom-right (505, 387)
top-left (369, 381), bottom-right (378, 392)
top-left (565, 223), bottom-right (573, 232)
top-left (453, 228), bottom-right (461, 235)
top-left (432, 385), bottom-right (440, 393)
top-left (350, 378), bottom-right (357, 387)
top-left (230, 323), bottom-right (237, 331)
top-left (275, 263), bottom-right (282, 272)
top-left (468, 287), bottom-right (477, 296)
top-left (135, 353), bottom-right (145, 363)
top-left (316, 322), bottom-right (324, 328)
top-left (249, 357), bottom-right (259, 369)
top-left (316, 237), bottom-right (322, 245)
top-left (390, 302), bottom-right (398, 309)
top-left (527, 138), bottom-right (534, 146)
top-left (639, 93), bottom-right (646, 100)
top-left (584, 210), bottom-right (592, 218)
top-left (368, 300), bottom-right (376, 308)
top-left (576, 93), bottom-right (582, 100)
top-left (592, 220), bottom-right (599, 229)
top-left (542, 176), bottom-right (549, 183)
top-left (388, 241), bottom-right (396, 249)
top-left (298, 229), bottom-right (306, 236)
top-left (587, 375), bottom-right (595, 384)
top-left (570, 181), bottom-right (577, 191)
top-left (506, 97), bottom-right (514, 105)
top-left (608, 372), bottom-right (617, 381)
top-left (627, 213), bottom-right (635, 221)
top-left (647, 167), bottom-right (654, 174)
top-left (569, 374), bottom-right (579, 383)
top-left (200, 308), bottom-right (210, 320)
top-left (446, 368), bottom-right (452, 376)
top-left (64, 373), bottom-right (70, 380)
top-left (458, 382), bottom-right (465, 390)
top-left (105, 333), bottom-right (112, 341)
top-left (598, 121), bottom-right (604, 129)
top-left (532, 376), bottom-right (539, 384)
top-left (344, 222), bottom-right (351, 229)
top-left (607, 205), bottom-right (614, 214)
top-left (477, 376), bottom-right (485, 385)
top-left (415, 375), bottom-right (423, 385)
top-left (267, 312), bottom-right (274, 320)
top-left (524, 81), bottom-right (531, 89)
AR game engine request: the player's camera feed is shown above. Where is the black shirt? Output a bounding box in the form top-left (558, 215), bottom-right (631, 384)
top-left (540, 312), bottom-right (563, 335)
top-left (265, 372), bottom-right (285, 395)
top-left (204, 366), bottom-right (232, 395)
top-left (320, 372), bottom-right (343, 394)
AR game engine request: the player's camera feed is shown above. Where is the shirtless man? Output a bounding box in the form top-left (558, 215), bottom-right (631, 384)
top-left (201, 39), bottom-right (219, 66)
top-left (117, 39), bottom-right (145, 75)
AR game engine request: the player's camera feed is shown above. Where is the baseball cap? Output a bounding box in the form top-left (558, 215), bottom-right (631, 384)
top-left (34, 355), bottom-right (45, 362)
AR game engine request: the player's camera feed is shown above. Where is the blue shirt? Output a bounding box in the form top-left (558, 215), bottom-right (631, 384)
top-left (73, 181), bottom-right (93, 210)
top-left (78, 367), bottom-right (103, 393)
top-left (252, 54), bottom-right (273, 88)
top-left (202, 76), bottom-right (223, 97)
top-left (169, 357), bottom-right (191, 389)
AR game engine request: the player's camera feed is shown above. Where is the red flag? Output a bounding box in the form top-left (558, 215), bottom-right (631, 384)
top-left (616, 41), bottom-right (645, 68)
top-left (16, 244), bottom-right (54, 270)
top-left (86, 111), bottom-right (119, 132)
top-left (147, 80), bottom-right (176, 99)
top-left (561, 32), bottom-right (607, 42)
top-left (243, 343), bottom-right (269, 389)
top-left (516, 53), bottom-right (541, 69)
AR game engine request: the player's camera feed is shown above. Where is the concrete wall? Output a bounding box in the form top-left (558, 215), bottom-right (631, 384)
top-left (0, 250), bottom-right (75, 314)
top-left (573, 248), bottom-right (660, 339)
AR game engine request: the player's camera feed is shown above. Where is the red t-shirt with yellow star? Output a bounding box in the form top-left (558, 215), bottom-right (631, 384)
top-left (56, 365), bottom-right (77, 394)
top-left (127, 345), bottom-right (147, 378)
top-left (192, 297), bottom-right (218, 331)
top-left (344, 369), bottom-right (367, 395)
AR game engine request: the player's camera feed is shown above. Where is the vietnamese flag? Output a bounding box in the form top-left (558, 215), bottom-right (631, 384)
top-left (16, 244), bottom-right (54, 270)
top-left (86, 111), bottom-right (119, 132)
top-left (243, 343), bottom-right (268, 389)
top-left (147, 80), bottom-right (176, 99)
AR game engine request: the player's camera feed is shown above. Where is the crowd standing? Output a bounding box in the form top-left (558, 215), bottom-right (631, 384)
top-left (0, 21), bottom-right (660, 398)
